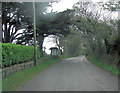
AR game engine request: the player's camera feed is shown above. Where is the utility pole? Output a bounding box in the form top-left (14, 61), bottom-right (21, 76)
top-left (33, 1), bottom-right (37, 66)
top-left (0, 2), bottom-right (2, 69)
top-left (0, 2), bottom-right (2, 93)
top-left (0, 2), bottom-right (2, 43)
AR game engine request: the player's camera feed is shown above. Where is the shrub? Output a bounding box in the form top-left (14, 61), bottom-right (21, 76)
top-left (2, 43), bottom-right (41, 67)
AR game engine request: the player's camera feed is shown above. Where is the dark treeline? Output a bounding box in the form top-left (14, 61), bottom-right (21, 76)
top-left (2, 2), bottom-right (71, 55)
top-left (55, 2), bottom-right (120, 68)
top-left (2, 2), bottom-right (120, 68)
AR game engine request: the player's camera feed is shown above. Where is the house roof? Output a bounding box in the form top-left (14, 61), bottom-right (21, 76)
top-left (49, 47), bottom-right (58, 50)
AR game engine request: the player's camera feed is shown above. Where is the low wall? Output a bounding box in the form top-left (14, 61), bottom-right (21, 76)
top-left (2, 61), bottom-right (34, 78)
top-left (2, 56), bottom-right (57, 78)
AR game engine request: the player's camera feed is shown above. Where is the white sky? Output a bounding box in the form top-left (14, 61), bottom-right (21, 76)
top-left (43, 35), bottom-right (57, 54)
top-left (51, 0), bottom-right (80, 12)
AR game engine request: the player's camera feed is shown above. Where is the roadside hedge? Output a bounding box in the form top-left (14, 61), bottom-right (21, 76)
top-left (2, 43), bottom-right (41, 67)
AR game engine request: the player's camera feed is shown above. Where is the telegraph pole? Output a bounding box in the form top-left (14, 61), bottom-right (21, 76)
top-left (33, 1), bottom-right (37, 66)
top-left (0, 2), bottom-right (2, 93)
top-left (0, 2), bottom-right (2, 69)
top-left (0, 2), bottom-right (2, 43)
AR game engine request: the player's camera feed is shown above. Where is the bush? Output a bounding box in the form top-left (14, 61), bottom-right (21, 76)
top-left (2, 43), bottom-right (41, 67)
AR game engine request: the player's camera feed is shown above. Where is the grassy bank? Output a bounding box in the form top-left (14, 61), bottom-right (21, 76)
top-left (2, 59), bottom-right (61, 91)
top-left (87, 55), bottom-right (118, 76)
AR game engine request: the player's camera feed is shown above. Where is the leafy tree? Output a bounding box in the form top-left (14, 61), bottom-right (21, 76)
top-left (16, 9), bottom-right (72, 55)
top-left (99, 1), bottom-right (120, 12)
top-left (57, 2), bottom-right (119, 66)
top-left (2, 2), bottom-right (50, 43)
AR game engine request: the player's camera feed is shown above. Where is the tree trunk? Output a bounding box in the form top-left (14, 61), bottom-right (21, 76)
top-left (118, 20), bottom-right (120, 40)
top-left (38, 34), bottom-right (44, 56)
top-left (104, 38), bottom-right (110, 54)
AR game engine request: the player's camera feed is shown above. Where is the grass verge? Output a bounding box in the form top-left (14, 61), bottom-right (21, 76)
top-left (87, 55), bottom-right (119, 76)
top-left (2, 59), bottom-right (61, 91)
top-left (38, 55), bottom-right (51, 60)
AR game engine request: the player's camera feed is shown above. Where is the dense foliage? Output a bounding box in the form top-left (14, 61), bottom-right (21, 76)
top-left (2, 2), bottom-right (71, 55)
top-left (2, 43), bottom-right (41, 67)
top-left (2, 1), bottom-right (119, 68)
top-left (57, 2), bottom-right (119, 68)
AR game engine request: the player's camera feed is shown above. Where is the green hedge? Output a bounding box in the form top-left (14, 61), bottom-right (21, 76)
top-left (2, 43), bottom-right (41, 67)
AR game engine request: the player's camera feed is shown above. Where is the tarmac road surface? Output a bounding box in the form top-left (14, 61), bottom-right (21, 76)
top-left (18, 56), bottom-right (118, 91)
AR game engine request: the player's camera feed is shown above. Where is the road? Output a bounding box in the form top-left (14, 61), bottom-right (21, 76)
top-left (18, 56), bottom-right (118, 91)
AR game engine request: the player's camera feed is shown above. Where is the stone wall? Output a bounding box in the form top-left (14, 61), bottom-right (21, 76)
top-left (2, 56), bottom-right (55, 78)
top-left (2, 61), bottom-right (34, 78)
